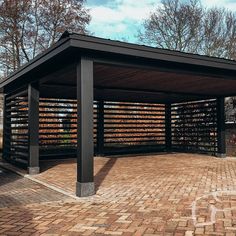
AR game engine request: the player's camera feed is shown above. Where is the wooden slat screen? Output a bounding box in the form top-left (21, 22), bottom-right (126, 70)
top-left (38, 99), bottom-right (166, 156)
top-left (3, 94), bottom-right (220, 160)
top-left (171, 99), bottom-right (218, 154)
top-left (103, 101), bottom-right (166, 154)
top-left (39, 98), bottom-right (98, 157)
top-left (4, 90), bottom-right (28, 164)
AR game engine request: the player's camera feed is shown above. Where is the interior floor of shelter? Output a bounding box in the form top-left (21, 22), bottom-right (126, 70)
top-left (1, 153), bottom-right (236, 235)
top-left (36, 153), bottom-right (236, 200)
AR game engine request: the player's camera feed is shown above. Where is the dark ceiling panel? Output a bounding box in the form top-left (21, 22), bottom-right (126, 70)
top-left (94, 64), bottom-right (236, 97)
top-left (40, 62), bottom-right (236, 103)
top-left (40, 84), bottom-right (208, 103)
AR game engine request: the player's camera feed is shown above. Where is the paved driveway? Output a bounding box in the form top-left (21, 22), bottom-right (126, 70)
top-left (1, 153), bottom-right (236, 235)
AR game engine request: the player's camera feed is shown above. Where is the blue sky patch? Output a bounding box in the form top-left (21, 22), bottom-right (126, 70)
top-left (86, 0), bottom-right (236, 43)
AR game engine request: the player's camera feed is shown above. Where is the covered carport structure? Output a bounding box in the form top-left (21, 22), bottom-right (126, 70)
top-left (1, 32), bottom-right (236, 197)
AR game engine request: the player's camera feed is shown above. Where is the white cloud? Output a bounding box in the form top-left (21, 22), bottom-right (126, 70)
top-left (90, 6), bottom-right (124, 23)
top-left (87, 0), bottom-right (159, 41)
top-left (116, 0), bottom-right (157, 21)
top-left (89, 0), bottom-right (157, 23)
top-left (201, 0), bottom-right (236, 11)
top-left (87, 0), bottom-right (236, 42)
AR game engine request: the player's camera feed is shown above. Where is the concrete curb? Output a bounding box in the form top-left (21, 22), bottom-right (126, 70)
top-left (0, 161), bottom-right (80, 201)
top-left (25, 175), bottom-right (80, 201)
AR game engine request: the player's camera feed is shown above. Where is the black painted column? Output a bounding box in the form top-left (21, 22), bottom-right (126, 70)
top-left (97, 100), bottom-right (104, 156)
top-left (28, 83), bottom-right (40, 174)
top-left (216, 97), bottom-right (226, 157)
top-left (165, 103), bottom-right (172, 152)
top-left (2, 94), bottom-right (9, 160)
top-left (76, 57), bottom-right (95, 197)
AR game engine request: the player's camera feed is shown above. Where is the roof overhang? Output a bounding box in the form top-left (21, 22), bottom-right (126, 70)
top-left (1, 32), bottom-right (236, 103)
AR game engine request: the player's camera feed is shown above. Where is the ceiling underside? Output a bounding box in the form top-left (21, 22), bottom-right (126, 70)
top-left (40, 63), bottom-right (236, 104)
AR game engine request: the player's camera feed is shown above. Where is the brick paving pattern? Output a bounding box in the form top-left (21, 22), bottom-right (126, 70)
top-left (0, 168), bottom-right (69, 208)
top-left (1, 153), bottom-right (236, 235)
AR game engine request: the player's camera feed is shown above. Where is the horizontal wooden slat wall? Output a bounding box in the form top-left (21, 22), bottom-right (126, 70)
top-left (39, 98), bottom-right (98, 157)
top-left (38, 99), bottom-right (166, 157)
top-left (171, 99), bottom-right (217, 154)
top-left (4, 94), bottom-right (218, 160)
top-left (39, 98), bottom-right (77, 155)
top-left (4, 90), bottom-right (29, 165)
top-left (94, 101), bottom-right (98, 148)
top-left (3, 92), bottom-right (220, 162)
top-left (103, 101), bottom-right (166, 154)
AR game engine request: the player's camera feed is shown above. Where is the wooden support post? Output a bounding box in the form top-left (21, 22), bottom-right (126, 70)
top-left (216, 97), bottom-right (226, 158)
top-left (76, 57), bottom-right (95, 197)
top-left (2, 94), bottom-right (9, 160)
top-left (97, 100), bottom-right (104, 156)
top-left (28, 83), bottom-right (40, 174)
top-left (165, 103), bottom-right (172, 152)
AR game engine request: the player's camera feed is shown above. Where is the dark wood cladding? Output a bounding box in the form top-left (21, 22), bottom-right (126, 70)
top-left (38, 99), bottom-right (166, 157)
top-left (3, 97), bottom-right (164, 158)
top-left (39, 98), bottom-right (98, 158)
top-left (171, 99), bottom-right (218, 154)
top-left (4, 89), bottom-right (29, 166)
top-left (39, 61), bottom-right (236, 103)
top-left (2, 94), bottom-right (222, 162)
top-left (102, 101), bottom-right (166, 154)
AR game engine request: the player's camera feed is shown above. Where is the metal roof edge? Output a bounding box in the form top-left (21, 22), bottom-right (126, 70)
top-left (2, 31), bottom-right (236, 90)
top-left (0, 37), bottom-right (72, 88)
top-left (69, 33), bottom-right (236, 70)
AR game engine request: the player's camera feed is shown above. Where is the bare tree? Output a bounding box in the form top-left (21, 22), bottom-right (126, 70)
top-left (0, 0), bottom-right (91, 77)
top-left (201, 8), bottom-right (232, 58)
top-left (139, 0), bottom-right (236, 59)
top-left (139, 0), bottom-right (203, 53)
top-left (223, 11), bottom-right (236, 60)
top-left (0, 0), bottom-right (31, 71)
top-left (36, 0), bottom-right (90, 50)
top-left (139, 0), bottom-right (236, 125)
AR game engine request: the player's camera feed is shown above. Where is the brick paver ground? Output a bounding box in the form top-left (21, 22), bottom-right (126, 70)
top-left (1, 153), bottom-right (236, 235)
top-left (0, 168), bottom-right (69, 208)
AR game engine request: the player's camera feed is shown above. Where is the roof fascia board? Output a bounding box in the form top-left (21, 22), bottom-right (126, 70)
top-left (70, 35), bottom-right (236, 72)
top-left (92, 58), bottom-right (235, 80)
top-left (0, 38), bottom-right (71, 88)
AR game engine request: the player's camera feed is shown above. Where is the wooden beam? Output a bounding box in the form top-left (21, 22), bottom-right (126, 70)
top-left (76, 57), bottom-right (95, 197)
top-left (165, 104), bottom-right (172, 152)
top-left (28, 83), bottom-right (40, 174)
top-left (216, 97), bottom-right (226, 157)
top-left (2, 95), bottom-right (9, 160)
top-left (97, 100), bottom-right (104, 156)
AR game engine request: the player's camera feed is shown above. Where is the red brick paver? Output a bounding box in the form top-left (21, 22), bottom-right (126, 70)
top-left (1, 153), bottom-right (236, 235)
top-left (0, 168), bottom-right (68, 208)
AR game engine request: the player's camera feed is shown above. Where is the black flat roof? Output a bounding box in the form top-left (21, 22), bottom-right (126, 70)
top-left (1, 32), bottom-right (236, 103)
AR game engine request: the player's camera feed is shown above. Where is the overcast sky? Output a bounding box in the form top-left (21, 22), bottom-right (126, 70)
top-left (86, 0), bottom-right (236, 43)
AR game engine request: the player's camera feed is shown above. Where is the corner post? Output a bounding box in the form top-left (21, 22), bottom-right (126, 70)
top-left (2, 94), bottom-right (9, 160)
top-left (165, 103), bottom-right (172, 152)
top-left (76, 57), bottom-right (95, 197)
top-left (216, 97), bottom-right (226, 158)
top-left (28, 83), bottom-right (40, 174)
top-left (97, 100), bottom-right (104, 156)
